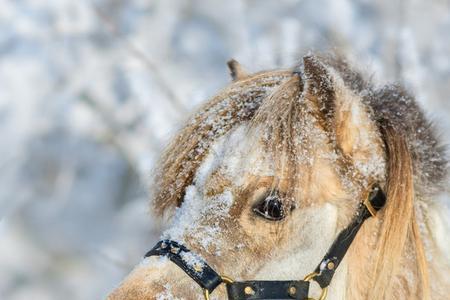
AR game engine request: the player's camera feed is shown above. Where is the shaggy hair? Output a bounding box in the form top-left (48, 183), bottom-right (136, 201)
top-left (151, 54), bottom-right (448, 299)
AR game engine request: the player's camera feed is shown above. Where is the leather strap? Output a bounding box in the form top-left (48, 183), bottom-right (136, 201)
top-left (312, 186), bottom-right (386, 288)
top-left (144, 240), bottom-right (223, 293)
top-left (226, 280), bottom-right (310, 300)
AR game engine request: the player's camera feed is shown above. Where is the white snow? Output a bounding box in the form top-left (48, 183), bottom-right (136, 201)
top-left (179, 251), bottom-right (205, 273)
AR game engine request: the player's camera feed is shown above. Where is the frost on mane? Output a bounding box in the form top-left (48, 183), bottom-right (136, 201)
top-left (162, 126), bottom-right (256, 254)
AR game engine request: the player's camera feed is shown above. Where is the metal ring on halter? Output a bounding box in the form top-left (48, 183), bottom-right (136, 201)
top-left (364, 197), bottom-right (377, 217)
top-left (303, 272), bottom-right (328, 300)
top-left (363, 183), bottom-right (380, 217)
top-left (203, 276), bottom-right (234, 300)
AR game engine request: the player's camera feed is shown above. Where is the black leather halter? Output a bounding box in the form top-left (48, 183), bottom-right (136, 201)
top-left (145, 185), bottom-right (386, 300)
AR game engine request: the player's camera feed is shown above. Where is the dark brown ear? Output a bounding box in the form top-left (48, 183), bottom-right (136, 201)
top-left (303, 55), bottom-right (385, 177)
top-left (303, 55), bottom-right (335, 119)
top-left (227, 59), bottom-right (249, 81)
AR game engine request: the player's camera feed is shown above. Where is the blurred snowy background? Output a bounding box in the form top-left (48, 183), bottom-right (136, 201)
top-left (0, 0), bottom-right (449, 299)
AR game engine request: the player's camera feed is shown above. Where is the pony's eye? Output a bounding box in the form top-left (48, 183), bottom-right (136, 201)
top-left (253, 194), bottom-right (285, 221)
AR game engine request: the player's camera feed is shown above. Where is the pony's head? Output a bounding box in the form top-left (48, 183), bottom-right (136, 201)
top-left (108, 55), bottom-right (449, 300)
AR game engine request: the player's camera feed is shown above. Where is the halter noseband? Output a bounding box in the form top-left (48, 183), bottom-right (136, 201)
top-left (145, 185), bottom-right (386, 300)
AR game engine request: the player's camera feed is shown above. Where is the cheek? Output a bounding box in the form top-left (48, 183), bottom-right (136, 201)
top-left (237, 207), bottom-right (288, 253)
top-left (289, 203), bottom-right (339, 248)
top-left (254, 204), bottom-right (340, 279)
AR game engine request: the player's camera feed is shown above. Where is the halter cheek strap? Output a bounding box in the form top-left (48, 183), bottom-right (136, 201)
top-left (144, 185), bottom-right (386, 300)
top-left (311, 185), bottom-right (386, 289)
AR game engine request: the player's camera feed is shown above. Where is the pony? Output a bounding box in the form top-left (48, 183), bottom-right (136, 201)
top-left (107, 54), bottom-right (450, 299)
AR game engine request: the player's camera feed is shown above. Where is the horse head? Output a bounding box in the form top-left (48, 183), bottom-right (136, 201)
top-left (107, 55), bottom-right (449, 300)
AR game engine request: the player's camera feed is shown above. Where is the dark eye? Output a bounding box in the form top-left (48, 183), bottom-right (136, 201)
top-left (253, 193), bottom-right (286, 221)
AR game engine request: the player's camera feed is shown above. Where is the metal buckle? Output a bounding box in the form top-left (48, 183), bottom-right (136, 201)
top-left (203, 276), bottom-right (234, 300)
top-left (303, 272), bottom-right (328, 300)
top-left (363, 183), bottom-right (380, 217)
